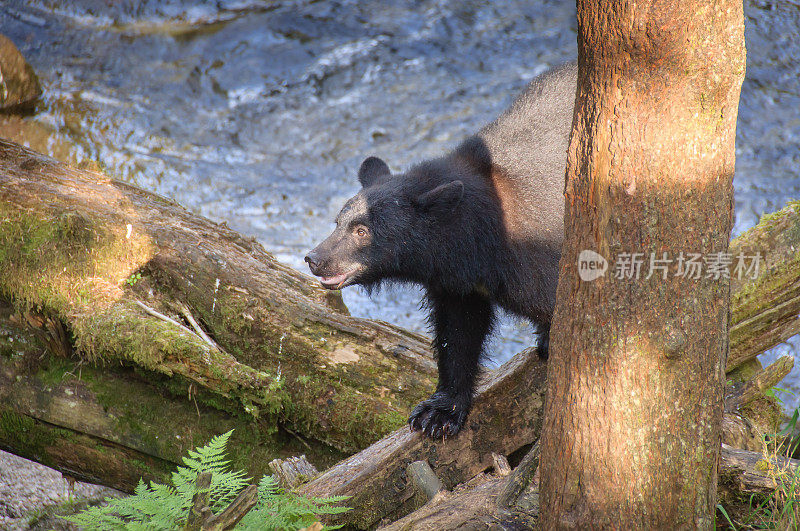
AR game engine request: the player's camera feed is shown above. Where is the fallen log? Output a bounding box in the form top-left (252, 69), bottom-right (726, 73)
top-left (300, 348), bottom-right (547, 528)
top-left (729, 201), bottom-right (800, 371)
top-left (0, 139), bottom-right (436, 485)
top-left (719, 443), bottom-right (800, 497)
top-left (377, 444), bottom-right (800, 530)
top-left (268, 455), bottom-right (319, 489)
top-left (379, 475), bottom-right (513, 531)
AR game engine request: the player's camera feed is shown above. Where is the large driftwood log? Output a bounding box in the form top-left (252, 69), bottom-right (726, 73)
top-left (718, 443), bottom-right (800, 497)
top-left (0, 139), bottom-right (436, 486)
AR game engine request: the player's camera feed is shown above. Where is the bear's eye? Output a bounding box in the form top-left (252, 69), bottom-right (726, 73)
top-left (355, 226), bottom-right (368, 238)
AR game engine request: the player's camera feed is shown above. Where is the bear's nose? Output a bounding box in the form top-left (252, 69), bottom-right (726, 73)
top-left (304, 252), bottom-right (319, 272)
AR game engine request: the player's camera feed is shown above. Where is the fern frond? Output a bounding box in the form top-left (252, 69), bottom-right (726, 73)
top-left (63, 430), bottom-right (350, 530)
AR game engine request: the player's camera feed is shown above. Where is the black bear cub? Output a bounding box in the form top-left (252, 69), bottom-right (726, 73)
top-left (305, 62), bottom-right (577, 438)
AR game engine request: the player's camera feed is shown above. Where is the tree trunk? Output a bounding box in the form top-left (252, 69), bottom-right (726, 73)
top-left (539, 0), bottom-right (746, 528)
top-left (0, 139), bottom-right (436, 484)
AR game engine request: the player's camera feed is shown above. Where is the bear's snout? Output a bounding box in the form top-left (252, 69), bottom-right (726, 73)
top-left (304, 251), bottom-right (321, 275)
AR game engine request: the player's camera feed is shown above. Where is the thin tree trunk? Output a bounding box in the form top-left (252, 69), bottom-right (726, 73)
top-left (539, 0), bottom-right (746, 527)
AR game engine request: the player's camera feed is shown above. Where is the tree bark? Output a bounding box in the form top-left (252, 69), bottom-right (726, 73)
top-left (539, 0), bottom-right (746, 528)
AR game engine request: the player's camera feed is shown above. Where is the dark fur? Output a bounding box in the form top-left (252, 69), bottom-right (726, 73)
top-left (306, 62), bottom-right (577, 438)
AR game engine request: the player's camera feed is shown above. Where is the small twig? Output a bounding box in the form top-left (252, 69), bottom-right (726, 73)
top-left (497, 440), bottom-right (539, 509)
top-left (184, 472), bottom-right (212, 531)
top-left (282, 425), bottom-right (313, 451)
top-left (135, 300), bottom-right (195, 336)
top-left (177, 303), bottom-right (219, 350)
top-left (135, 300), bottom-right (222, 354)
top-left (188, 383), bottom-right (201, 419)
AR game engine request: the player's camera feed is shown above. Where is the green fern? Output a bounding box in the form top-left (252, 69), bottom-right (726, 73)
top-left (63, 430), bottom-right (350, 530)
top-left (238, 475), bottom-right (350, 530)
top-left (171, 430), bottom-right (249, 512)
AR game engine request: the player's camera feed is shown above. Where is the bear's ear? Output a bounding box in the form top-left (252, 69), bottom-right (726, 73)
top-left (415, 180), bottom-right (464, 215)
top-left (358, 156), bottom-right (391, 188)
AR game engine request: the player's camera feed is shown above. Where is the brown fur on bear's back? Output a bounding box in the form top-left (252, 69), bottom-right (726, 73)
top-left (478, 62), bottom-right (577, 247)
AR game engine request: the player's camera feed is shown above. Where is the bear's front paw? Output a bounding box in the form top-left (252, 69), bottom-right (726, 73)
top-left (408, 391), bottom-right (471, 439)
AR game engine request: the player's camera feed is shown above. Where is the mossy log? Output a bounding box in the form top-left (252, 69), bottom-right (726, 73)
top-left (729, 201), bottom-right (800, 371)
top-left (0, 139), bottom-right (436, 487)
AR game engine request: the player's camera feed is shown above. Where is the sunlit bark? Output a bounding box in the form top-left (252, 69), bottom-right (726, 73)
top-left (539, 0), bottom-right (746, 527)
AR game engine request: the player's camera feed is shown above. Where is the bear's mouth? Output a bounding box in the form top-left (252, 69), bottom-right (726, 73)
top-left (319, 268), bottom-right (359, 290)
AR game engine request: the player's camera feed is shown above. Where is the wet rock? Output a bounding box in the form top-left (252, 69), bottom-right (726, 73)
top-left (0, 450), bottom-right (121, 530)
top-left (0, 35), bottom-right (42, 111)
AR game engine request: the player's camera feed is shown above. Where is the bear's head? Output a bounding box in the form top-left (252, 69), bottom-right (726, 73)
top-left (305, 156), bottom-right (465, 290)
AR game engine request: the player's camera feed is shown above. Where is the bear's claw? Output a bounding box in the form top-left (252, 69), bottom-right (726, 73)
top-left (408, 392), bottom-right (470, 439)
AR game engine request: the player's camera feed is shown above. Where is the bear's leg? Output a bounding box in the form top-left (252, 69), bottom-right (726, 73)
top-left (537, 321), bottom-right (550, 359)
top-left (409, 292), bottom-right (494, 438)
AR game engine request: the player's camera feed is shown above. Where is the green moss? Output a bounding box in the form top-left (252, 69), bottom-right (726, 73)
top-left (752, 201), bottom-right (800, 231)
top-left (281, 364), bottom-right (408, 451)
top-left (755, 459), bottom-right (771, 474)
top-left (0, 207), bottom-right (152, 318)
top-left (0, 408), bottom-right (65, 465)
top-left (70, 301), bottom-right (210, 369)
top-left (731, 254), bottom-right (800, 326)
top-left (726, 358), bottom-right (763, 383)
top-left (213, 290), bottom-right (256, 336)
top-left (28, 353), bottom-right (343, 476)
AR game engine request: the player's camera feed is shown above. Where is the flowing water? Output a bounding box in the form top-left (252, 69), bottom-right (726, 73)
top-left (1, 0), bottom-right (799, 406)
